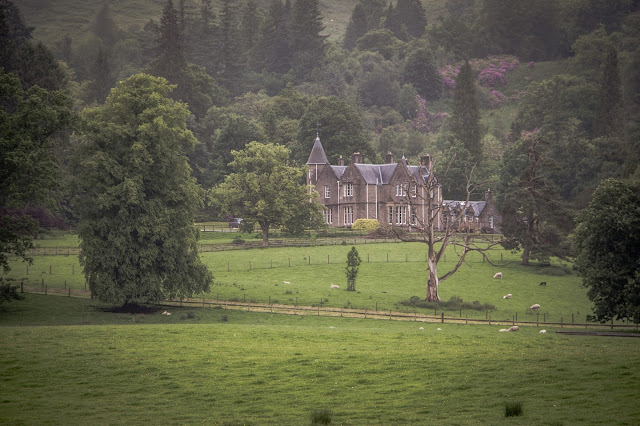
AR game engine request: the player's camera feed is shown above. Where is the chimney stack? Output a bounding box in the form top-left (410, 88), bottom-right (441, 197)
top-left (485, 188), bottom-right (493, 204)
top-left (421, 154), bottom-right (432, 170)
top-left (337, 155), bottom-right (344, 166)
top-left (351, 152), bottom-right (362, 164)
top-left (385, 152), bottom-right (395, 164)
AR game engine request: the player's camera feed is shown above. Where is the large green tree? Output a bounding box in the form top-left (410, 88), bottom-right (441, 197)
top-left (0, 69), bottom-right (72, 272)
top-left (289, 0), bottom-right (326, 78)
top-left (498, 129), bottom-right (573, 265)
top-left (403, 46), bottom-right (442, 101)
top-left (212, 142), bottom-right (322, 244)
top-left (450, 60), bottom-right (482, 162)
top-left (296, 96), bottom-right (372, 165)
top-left (75, 74), bottom-right (212, 306)
top-left (574, 178), bottom-right (640, 324)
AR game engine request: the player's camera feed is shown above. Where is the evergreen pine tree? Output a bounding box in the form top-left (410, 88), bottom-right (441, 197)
top-left (93, 3), bottom-right (120, 51)
top-left (343, 2), bottom-right (367, 50)
top-left (290, 0), bottom-right (326, 78)
top-left (595, 45), bottom-right (624, 138)
top-left (403, 46), bottom-right (442, 100)
top-left (151, 0), bottom-right (186, 83)
top-left (395, 0), bottom-right (428, 38)
top-left (450, 60), bottom-right (482, 162)
top-left (218, 0), bottom-right (244, 95)
top-left (88, 46), bottom-right (114, 104)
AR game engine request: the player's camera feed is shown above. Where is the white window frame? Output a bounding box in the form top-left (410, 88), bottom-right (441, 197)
top-left (388, 206), bottom-right (393, 224)
top-left (324, 185), bottom-right (330, 199)
top-left (412, 185), bottom-right (417, 198)
top-left (344, 206), bottom-right (354, 225)
top-left (395, 206), bottom-right (406, 225)
top-left (344, 183), bottom-right (353, 197)
top-left (324, 207), bottom-right (333, 224)
top-left (395, 184), bottom-right (406, 197)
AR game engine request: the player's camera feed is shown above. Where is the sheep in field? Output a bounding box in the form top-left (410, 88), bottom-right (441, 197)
top-left (539, 330), bottom-right (547, 334)
top-left (503, 294), bottom-right (512, 299)
top-left (330, 284), bottom-right (340, 289)
top-left (493, 272), bottom-right (503, 279)
top-left (529, 304), bottom-right (541, 310)
top-left (540, 281), bottom-right (547, 286)
top-left (283, 281), bottom-right (290, 285)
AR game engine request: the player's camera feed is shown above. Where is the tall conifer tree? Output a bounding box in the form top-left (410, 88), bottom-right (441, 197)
top-left (450, 60), bottom-right (482, 161)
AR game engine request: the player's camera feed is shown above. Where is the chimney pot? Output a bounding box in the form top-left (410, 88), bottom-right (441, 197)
top-left (385, 152), bottom-right (395, 164)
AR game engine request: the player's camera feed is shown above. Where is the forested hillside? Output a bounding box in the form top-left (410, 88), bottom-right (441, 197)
top-left (3, 0), bottom-right (640, 265)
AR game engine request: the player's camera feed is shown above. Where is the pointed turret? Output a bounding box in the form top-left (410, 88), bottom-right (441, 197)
top-left (306, 135), bottom-right (329, 185)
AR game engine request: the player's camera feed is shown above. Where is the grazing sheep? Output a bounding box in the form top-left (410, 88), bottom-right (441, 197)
top-left (283, 281), bottom-right (290, 285)
top-left (508, 326), bottom-right (519, 332)
top-left (529, 304), bottom-right (541, 310)
top-left (493, 272), bottom-right (503, 279)
top-left (330, 284), bottom-right (340, 289)
top-left (503, 294), bottom-right (512, 299)
top-left (499, 329), bottom-right (509, 332)
top-left (419, 327), bottom-right (424, 330)
top-left (162, 311), bottom-right (171, 315)
top-left (540, 281), bottom-right (547, 286)
top-left (539, 330), bottom-right (547, 334)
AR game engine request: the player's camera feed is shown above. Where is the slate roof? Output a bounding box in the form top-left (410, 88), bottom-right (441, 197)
top-left (443, 200), bottom-right (487, 217)
top-left (330, 165), bottom-right (347, 179)
top-left (306, 136), bottom-right (329, 165)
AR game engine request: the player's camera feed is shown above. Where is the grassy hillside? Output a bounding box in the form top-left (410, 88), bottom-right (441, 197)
top-left (17, 0), bottom-right (448, 48)
top-left (1, 294), bottom-right (639, 424)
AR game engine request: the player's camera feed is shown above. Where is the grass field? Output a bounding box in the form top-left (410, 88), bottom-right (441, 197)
top-left (4, 237), bottom-right (597, 324)
top-left (1, 294), bottom-right (639, 425)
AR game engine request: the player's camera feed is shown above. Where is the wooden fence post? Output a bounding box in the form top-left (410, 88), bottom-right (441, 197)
top-left (441, 312), bottom-right (444, 323)
top-left (20, 280), bottom-right (23, 293)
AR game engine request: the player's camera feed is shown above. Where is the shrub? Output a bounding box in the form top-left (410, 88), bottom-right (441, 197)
top-left (220, 314), bottom-right (229, 322)
top-left (400, 295), bottom-right (495, 312)
top-left (505, 401), bottom-right (523, 417)
top-left (310, 408), bottom-right (333, 425)
top-left (180, 311), bottom-right (198, 320)
top-left (232, 236), bottom-right (246, 245)
top-left (0, 282), bottom-right (25, 304)
top-left (351, 219), bottom-right (381, 232)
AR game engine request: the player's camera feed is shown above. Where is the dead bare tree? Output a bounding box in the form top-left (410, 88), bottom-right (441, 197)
top-left (388, 159), bottom-right (502, 302)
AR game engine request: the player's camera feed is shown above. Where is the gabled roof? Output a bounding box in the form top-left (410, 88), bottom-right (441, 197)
top-left (443, 200), bottom-right (487, 217)
top-left (353, 163), bottom-right (397, 184)
top-left (330, 165), bottom-right (347, 180)
top-left (306, 136), bottom-right (329, 165)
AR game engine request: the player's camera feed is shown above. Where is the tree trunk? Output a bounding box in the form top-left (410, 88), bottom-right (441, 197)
top-left (521, 244), bottom-right (530, 265)
top-left (261, 223), bottom-right (269, 246)
top-left (426, 254), bottom-right (440, 302)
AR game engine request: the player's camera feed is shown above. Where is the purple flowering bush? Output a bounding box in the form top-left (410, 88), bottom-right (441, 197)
top-left (486, 90), bottom-right (508, 108)
top-left (438, 55), bottom-right (520, 93)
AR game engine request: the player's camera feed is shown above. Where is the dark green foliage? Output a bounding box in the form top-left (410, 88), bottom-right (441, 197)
top-left (356, 28), bottom-right (403, 60)
top-left (595, 45), bottom-right (624, 138)
top-left (296, 96), bottom-right (373, 165)
top-left (0, 282), bottom-right (24, 303)
top-left (87, 47), bottom-right (114, 104)
top-left (92, 2), bottom-right (121, 51)
top-left (574, 179), bottom-right (640, 324)
top-left (403, 46), bottom-right (442, 101)
top-left (310, 408), bottom-right (333, 425)
top-left (343, 2), bottom-right (367, 50)
top-left (289, 0), bottom-right (326, 79)
top-left (217, 0), bottom-right (244, 95)
top-left (498, 130), bottom-right (574, 265)
top-left (75, 74), bottom-right (213, 306)
top-left (345, 246), bottom-right (361, 291)
top-left (401, 295), bottom-right (495, 312)
top-left (151, 0), bottom-right (186, 83)
top-left (428, 14), bottom-right (472, 60)
top-left (395, 0), bottom-right (428, 38)
top-left (450, 61), bottom-right (482, 162)
top-left (211, 114), bottom-right (265, 183)
top-left (504, 401), bottom-right (523, 417)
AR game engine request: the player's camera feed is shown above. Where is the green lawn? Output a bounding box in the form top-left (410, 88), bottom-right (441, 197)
top-left (1, 294), bottom-right (639, 425)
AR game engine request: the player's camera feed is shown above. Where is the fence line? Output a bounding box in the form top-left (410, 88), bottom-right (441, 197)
top-left (16, 286), bottom-right (638, 331)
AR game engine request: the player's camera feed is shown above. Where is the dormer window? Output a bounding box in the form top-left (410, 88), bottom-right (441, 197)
top-left (395, 184), bottom-right (406, 197)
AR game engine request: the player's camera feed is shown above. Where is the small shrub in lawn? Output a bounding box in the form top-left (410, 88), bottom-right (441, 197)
top-left (232, 236), bottom-right (245, 245)
top-left (310, 408), bottom-right (333, 425)
top-left (401, 296), bottom-right (495, 312)
top-left (284, 289), bottom-right (293, 295)
top-left (180, 311), bottom-right (198, 320)
top-left (504, 401), bottom-right (523, 417)
top-left (220, 314), bottom-right (229, 322)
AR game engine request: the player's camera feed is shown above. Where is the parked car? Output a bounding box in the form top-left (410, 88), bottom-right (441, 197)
top-left (229, 218), bottom-right (243, 228)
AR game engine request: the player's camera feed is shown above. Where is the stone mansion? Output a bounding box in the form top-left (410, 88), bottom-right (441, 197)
top-left (306, 136), bottom-right (501, 232)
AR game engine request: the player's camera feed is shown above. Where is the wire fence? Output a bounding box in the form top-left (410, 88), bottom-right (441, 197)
top-left (16, 284), bottom-right (639, 332)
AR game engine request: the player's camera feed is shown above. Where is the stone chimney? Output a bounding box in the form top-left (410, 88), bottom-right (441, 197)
top-left (421, 154), bottom-right (432, 170)
top-left (351, 152), bottom-right (362, 164)
top-left (485, 188), bottom-right (493, 204)
top-left (337, 155), bottom-right (344, 166)
top-left (385, 151), bottom-right (395, 164)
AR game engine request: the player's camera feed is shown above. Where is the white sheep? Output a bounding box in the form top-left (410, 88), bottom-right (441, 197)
top-left (539, 330), bottom-right (547, 334)
top-left (330, 284), bottom-right (340, 289)
top-left (508, 326), bottom-right (519, 332)
top-left (493, 272), bottom-right (503, 279)
top-left (283, 281), bottom-right (290, 285)
top-left (162, 311), bottom-right (171, 315)
top-left (503, 294), bottom-right (512, 299)
top-left (529, 304), bottom-right (541, 310)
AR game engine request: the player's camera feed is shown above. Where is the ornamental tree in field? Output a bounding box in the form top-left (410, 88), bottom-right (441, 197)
top-left (574, 179), bottom-right (640, 324)
top-left (345, 246), bottom-right (362, 292)
top-left (75, 74), bottom-right (212, 306)
top-left (212, 142), bottom-right (322, 245)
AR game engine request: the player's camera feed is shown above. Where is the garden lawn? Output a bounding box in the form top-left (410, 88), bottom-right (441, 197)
top-left (0, 295), bottom-right (639, 425)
